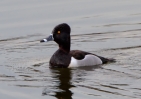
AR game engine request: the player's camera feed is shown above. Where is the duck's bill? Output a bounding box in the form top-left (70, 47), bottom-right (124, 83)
top-left (40, 34), bottom-right (54, 42)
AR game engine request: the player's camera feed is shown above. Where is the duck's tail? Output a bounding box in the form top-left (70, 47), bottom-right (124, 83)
top-left (108, 58), bottom-right (116, 63)
top-left (98, 56), bottom-right (116, 64)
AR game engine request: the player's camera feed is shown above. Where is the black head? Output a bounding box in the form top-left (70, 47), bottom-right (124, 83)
top-left (40, 23), bottom-right (71, 52)
top-left (52, 23), bottom-right (71, 46)
top-left (52, 23), bottom-right (71, 35)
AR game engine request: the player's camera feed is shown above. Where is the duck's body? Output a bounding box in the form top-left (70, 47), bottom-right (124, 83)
top-left (40, 23), bottom-right (115, 68)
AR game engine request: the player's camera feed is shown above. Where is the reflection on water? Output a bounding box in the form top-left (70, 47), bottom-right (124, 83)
top-left (41, 66), bottom-right (103, 99)
top-left (42, 68), bottom-right (75, 99)
top-left (0, 0), bottom-right (141, 99)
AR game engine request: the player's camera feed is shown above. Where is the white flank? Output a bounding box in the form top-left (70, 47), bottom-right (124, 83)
top-left (68, 55), bottom-right (102, 67)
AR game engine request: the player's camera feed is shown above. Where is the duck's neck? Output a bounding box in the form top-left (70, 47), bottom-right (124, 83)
top-left (59, 43), bottom-right (70, 53)
top-left (59, 38), bottom-right (70, 53)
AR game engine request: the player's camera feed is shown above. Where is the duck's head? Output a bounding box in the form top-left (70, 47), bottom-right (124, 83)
top-left (40, 23), bottom-right (71, 52)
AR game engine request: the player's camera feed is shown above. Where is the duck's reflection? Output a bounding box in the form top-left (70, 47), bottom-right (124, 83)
top-left (43, 68), bottom-right (75, 99)
top-left (42, 66), bottom-right (102, 98)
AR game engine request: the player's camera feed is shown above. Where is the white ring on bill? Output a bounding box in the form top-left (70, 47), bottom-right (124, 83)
top-left (43, 39), bottom-right (47, 42)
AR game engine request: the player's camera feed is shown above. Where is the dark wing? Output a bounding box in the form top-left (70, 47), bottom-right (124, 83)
top-left (69, 50), bottom-right (89, 60)
top-left (70, 50), bottom-right (115, 64)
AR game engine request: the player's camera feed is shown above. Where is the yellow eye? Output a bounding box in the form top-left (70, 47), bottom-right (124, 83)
top-left (58, 31), bottom-right (61, 34)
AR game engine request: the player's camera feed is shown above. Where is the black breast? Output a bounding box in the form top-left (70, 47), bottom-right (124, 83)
top-left (49, 49), bottom-right (71, 68)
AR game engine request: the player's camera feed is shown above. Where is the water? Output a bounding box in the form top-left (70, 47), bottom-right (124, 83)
top-left (0, 0), bottom-right (141, 99)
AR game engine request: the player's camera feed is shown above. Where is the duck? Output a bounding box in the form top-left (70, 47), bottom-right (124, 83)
top-left (40, 23), bottom-right (115, 68)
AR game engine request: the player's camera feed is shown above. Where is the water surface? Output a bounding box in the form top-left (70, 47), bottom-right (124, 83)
top-left (0, 0), bottom-right (141, 99)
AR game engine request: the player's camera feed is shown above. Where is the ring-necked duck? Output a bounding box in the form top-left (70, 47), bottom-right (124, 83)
top-left (40, 23), bottom-right (115, 68)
